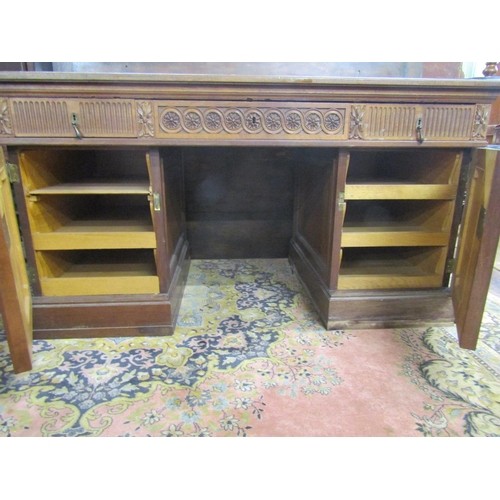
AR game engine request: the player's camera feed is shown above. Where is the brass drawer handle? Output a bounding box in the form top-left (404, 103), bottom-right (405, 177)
top-left (71, 113), bottom-right (83, 139)
top-left (416, 117), bottom-right (424, 144)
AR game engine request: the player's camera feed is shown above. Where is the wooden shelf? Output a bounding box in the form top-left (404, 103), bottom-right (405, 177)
top-left (30, 181), bottom-right (150, 196)
top-left (33, 218), bottom-right (156, 250)
top-left (338, 247), bottom-right (447, 290)
top-left (37, 250), bottom-right (160, 296)
top-left (338, 259), bottom-right (443, 289)
top-left (344, 184), bottom-right (457, 200)
top-left (341, 226), bottom-right (450, 247)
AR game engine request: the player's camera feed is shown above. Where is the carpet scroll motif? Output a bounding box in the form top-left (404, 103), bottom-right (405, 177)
top-left (0, 259), bottom-right (499, 436)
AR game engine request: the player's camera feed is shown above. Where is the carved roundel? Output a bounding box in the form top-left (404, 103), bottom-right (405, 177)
top-left (183, 109), bottom-right (203, 132)
top-left (283, 110), bottom-right (303, 134)
top-left (303, 110), bottom-right (322, 134)
top-left (160, 108), bottom-right (182, 132)
top-left (243, 110), bottom-right (264, 133)
top-left (204, 109), bottom-right (224, 133)
top-left (323, 110), bottom-right (343, 133)
top-left (263, 110), bottom-right (284, 134)
top-left (223, 109), bottom-right (244, 133)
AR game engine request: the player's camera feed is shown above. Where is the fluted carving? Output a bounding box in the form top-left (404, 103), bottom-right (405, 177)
top-left (79, 100), bottom-right (136, 137)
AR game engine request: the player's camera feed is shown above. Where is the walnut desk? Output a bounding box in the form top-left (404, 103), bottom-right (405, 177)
top-left (1, 72), bottom-right (500, 372)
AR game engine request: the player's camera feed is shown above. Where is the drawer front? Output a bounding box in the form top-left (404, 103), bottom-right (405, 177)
top-left (10, 98), bottom-right (137, 138)
top-left (155, 101), bottom-right (349, 141)
top-left (349, 104), bottom-right (486, 142)
top-left (5, 97), bottom-right (489, 144)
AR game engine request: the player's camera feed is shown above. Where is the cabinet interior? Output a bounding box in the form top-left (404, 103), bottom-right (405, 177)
top-left (18, 146), bottom-right (464, 297)
top-left (338, 149), bottom-right (462, 290)
top-left (19, 148), bottom-right (158, 297)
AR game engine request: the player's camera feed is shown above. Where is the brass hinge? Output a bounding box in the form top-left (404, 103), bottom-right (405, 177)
top-left (5, 162), bottom-right (20, 183)
top-left (338, 191), bottom-right (345, 210)
top-left (149, 191), bottom-right (161, 211)
top-left (445, 258), bottom-right (456, 274)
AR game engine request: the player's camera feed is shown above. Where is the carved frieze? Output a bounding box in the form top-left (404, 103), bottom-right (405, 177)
top-left (0, 99), bottom-right (12, 135)
top-left (157, 102), bottom-right (347, 139)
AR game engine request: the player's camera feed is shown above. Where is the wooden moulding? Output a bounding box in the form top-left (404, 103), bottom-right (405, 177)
top-left (326, 289), bottom-right (455, 330)
top-left (32, 294), bottom-right (173, 338)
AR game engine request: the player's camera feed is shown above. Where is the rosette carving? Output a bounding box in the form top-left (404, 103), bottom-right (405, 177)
top-left (183, 110), bottom-right (203, 131)
top-left (324, 111), bottom-right (342, 132)
top-left (244, 111), bottom-right (263, 132)
top-left (304, 111), bottom-right (322, 133)
top-left (160, 109), bottom-right (182, 132)
top-left (264, 111), bottom-right (283, 133)
top-left (284, 111), bottom-right (302, 133)
top-left (204, 110), bottom-right (223, 132)
top-left (224, 110), bottom-right (243, 132)
top-left (156, 104), bottom-right (346, 138)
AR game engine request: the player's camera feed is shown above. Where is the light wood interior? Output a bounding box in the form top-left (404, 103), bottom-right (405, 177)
top-left (346, 150), bottom-right (462, 185)
top-left (36, 249), bottom-right (159, 296)
top-left (342, 200), bottom-right (454, 247)
top-left (29, 195), bottom-right (155, 250)
top-left (19, 148), bottom-right (158, 296)
top-left (338, 246), bottom-right (448, 289)
top-left (339, 149), bottom-right (461, 289)
top-left (19, 149), bottom-right (150, 190)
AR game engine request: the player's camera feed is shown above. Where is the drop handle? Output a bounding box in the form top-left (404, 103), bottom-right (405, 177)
top-left (416, 117), bottom-right (424, 144)
top-left (71, 113), bottom-right (83, 139)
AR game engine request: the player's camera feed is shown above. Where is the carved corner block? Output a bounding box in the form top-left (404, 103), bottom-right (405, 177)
top-left (0, 99), bottom-right (12, 135)
top-left (137, 101), bottom-right (155, 138)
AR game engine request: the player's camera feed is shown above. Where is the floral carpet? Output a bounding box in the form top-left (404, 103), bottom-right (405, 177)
top-left (0, 259), bottom-right (499, 437)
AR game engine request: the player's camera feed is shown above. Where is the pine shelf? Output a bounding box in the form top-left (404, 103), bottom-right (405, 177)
top-left (29, 181), bottom-right (150, 196)
top-left (33, 218), bottom-right (156, 250)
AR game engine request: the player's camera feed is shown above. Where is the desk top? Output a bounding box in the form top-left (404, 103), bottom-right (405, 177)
top-left (1, 72), bottom-right (499, 103)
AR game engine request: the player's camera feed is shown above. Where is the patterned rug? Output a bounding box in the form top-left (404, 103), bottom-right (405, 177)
top-left (1, 259), bottom-right (499, 437)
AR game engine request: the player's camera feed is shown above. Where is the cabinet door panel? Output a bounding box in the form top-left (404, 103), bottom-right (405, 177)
top-left (0, 148), bottom-right (33, 372)
top-left (452, 147), bottom-right (500, 349)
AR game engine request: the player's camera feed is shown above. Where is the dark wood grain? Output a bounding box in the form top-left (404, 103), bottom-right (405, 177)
top-left (184, 147), bottom-right (294, 258)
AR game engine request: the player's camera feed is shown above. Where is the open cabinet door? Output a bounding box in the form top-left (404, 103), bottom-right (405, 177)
top-left (452, 146), bottom-right (500, 349)
top-left (0, 148), bottom-right (33, 372)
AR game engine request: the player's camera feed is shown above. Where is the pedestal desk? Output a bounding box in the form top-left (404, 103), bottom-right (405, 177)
top-left (1, 72), bottom-right (500, 372)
